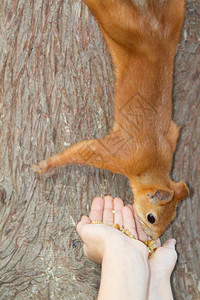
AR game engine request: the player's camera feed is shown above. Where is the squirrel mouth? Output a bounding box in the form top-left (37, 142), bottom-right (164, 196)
top-left (138, 217), bottom-right (150, 230)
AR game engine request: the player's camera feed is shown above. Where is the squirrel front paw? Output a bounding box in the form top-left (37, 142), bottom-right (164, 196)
top-left (31, 160), bottom-right (54, 174)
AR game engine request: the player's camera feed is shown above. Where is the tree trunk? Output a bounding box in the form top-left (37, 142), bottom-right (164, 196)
top-left (0, 0), bottom-right (199, 299)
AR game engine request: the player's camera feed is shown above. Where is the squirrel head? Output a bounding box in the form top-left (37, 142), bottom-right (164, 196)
top-left (132, 181), bottom-right (189, 239)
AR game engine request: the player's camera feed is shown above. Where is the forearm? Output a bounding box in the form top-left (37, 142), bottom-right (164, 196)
top-left (98, 240), bottom-right (149, 300)
top-left (148, 273), bottom-right (173, 300)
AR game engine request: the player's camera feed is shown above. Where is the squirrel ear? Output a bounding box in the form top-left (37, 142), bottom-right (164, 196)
top-left (147, 189), bottom-right (173, 204)
top-left (170, 181), bottom-right (189, 202)
top-left (154, 189), bottom-right (173, 202)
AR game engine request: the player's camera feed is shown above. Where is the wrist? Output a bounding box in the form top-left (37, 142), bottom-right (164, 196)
top-left (148, 271), bottom-right (173, 300)
top-left (149, 260), bottom-right (173, 285)
top-left (149, 270), bottom-right (171, 288)
top-left (99, 236), bottom-right (150, 300)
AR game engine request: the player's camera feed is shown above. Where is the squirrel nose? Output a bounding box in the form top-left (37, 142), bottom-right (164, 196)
top-left (151, 232), bottom-right (160, 240)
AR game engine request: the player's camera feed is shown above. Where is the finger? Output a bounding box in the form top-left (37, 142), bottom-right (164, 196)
top-left (156, 238), bottom-right (161, 248)
top-left (76, 215), bottom-right (91, 237)
top-left (122, 206), bottom-right (138, 239)
top-left (132, 204), bottom-right (148, 242)
top-left (162, 238), bottom-right (176, 249)
top-left (89, 197), bottom-right (104, 222)
top-left (148, 236), bottom-right (161, 247)
top-left (103, 195), bottom-right (114, 225)
top-left (113, 197), bottom-right (124, 227)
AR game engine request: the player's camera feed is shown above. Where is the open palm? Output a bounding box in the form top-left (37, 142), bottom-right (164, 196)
top-left (77, 196), bottom-right (177, 274)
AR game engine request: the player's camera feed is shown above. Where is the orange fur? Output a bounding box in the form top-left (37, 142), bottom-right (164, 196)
top-left (32, 0), bottom-right (189, 239)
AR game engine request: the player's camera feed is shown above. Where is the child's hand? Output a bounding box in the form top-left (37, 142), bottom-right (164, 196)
top-left (76, 196), bottom-right (148, 264)
top-left (77, 196), bottom-right (177, 300)
top-left (126, 204), bottom-right (177, 300)
top-left (77, 196), bottom-right (177, 277)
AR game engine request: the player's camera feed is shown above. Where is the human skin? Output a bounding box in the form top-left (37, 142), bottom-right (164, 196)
top-left (76, 196), bottom-right (177, 300)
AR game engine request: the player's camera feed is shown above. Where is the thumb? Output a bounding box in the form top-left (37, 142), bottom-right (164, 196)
top-left (162, 238), bottom-right (176, 250)
top-left (76, 215), bottom-right (91, 236)
top-left (80, 215), bottom-right (91, 225)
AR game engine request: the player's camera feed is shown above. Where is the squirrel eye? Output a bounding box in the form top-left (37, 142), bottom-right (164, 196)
top-left (147, 213), bottom-right (155, 224)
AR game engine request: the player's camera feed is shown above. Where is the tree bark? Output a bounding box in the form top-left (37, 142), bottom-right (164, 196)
top-left (0, 0), bottom-right (199, 299)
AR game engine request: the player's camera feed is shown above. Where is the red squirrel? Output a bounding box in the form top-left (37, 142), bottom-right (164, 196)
top-left (32, 0), bottom-right (189, 239)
